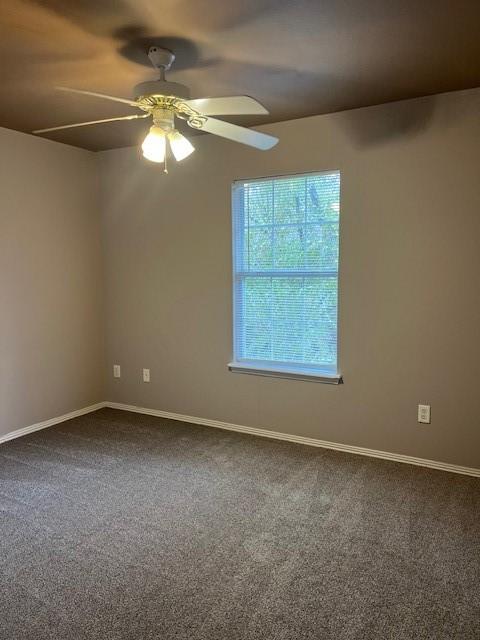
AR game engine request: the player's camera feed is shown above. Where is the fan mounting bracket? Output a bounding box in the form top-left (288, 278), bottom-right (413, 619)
top-left (148, 47), bottom-right (175, 72)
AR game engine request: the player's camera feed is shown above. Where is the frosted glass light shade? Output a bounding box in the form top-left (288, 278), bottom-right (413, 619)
top-left (142, 126), bottom-right (166, 163)
top-left (168, 130), bottom-right (195, 161)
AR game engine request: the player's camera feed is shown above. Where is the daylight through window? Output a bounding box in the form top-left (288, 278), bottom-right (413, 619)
top-left (231, 171), bottom-right (340, 381)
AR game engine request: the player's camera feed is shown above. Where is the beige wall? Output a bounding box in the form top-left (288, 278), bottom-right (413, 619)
top-left (0, 127), bottom-right (104, 437)
top-left (99, 88), bottom-right (480, 468)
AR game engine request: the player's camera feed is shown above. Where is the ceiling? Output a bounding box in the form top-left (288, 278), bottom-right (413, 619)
top-left (1, 0), bottom-right (479, 151)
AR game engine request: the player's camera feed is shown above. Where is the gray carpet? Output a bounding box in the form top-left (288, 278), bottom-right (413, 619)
top-left (0, 408), bottom-right (479, 640)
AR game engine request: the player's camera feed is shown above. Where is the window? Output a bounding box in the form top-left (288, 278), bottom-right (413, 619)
top-left (230, 171), bottom-right (341, 383)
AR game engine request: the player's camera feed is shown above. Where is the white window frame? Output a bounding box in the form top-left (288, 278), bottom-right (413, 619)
top-left (229, 170), bottom-right (342, 384)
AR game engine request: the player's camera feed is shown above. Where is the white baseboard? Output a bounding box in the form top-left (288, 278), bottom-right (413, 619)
top-left (2, 400), bottom-right (478, 478)
top-left (0, 402), bottom-right (107, 445)
top-left (105, 402), bottom-right (480, 478)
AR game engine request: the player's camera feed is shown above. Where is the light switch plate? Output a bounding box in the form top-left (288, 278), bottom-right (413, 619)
top-left (143, 368), bottom-right (150, 383)
top-left (113, 364), bottom-right (121, 378)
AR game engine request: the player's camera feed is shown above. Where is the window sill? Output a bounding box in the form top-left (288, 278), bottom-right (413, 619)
top-left (228, 362), bottom-right (342, 384)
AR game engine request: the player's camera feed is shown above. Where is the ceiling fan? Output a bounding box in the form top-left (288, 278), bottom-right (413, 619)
top-left (33, 46), bottom-right (279, 172)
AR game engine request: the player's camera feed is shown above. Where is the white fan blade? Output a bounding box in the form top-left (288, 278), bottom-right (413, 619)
top-left (194, 117), bottom-right (278, 150)
top-left (56, 87), bottom-right (139, 107)
top-left (184, 95), bottom-right (268, 116)
top-left (33, 113), bottom-right (150, 134)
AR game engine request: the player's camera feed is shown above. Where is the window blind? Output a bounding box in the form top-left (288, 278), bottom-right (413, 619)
top-left (231, 171), bottom-right (340, 379)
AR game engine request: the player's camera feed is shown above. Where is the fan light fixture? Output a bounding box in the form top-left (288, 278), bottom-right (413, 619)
top-left (142, 126), bottom-right (167, 163)
top-left (141, 107), bottom-right (194, 171)
top-left (33, 46), bottom-right (278, 173)
top-left (167, 129), bottom-right (195, 161)
top-left (141, 126), bottom-right (194, 167)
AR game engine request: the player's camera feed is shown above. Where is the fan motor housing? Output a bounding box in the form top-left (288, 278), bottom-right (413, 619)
top-left (133, 80), bottom-right (190, 101)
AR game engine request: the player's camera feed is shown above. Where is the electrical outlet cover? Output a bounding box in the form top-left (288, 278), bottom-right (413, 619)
top-left (418, 404), bottom-right (431, 424)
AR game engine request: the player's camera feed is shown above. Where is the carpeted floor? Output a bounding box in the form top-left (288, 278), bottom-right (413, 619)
top-left (0, 408), bottom-right (479, 639)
